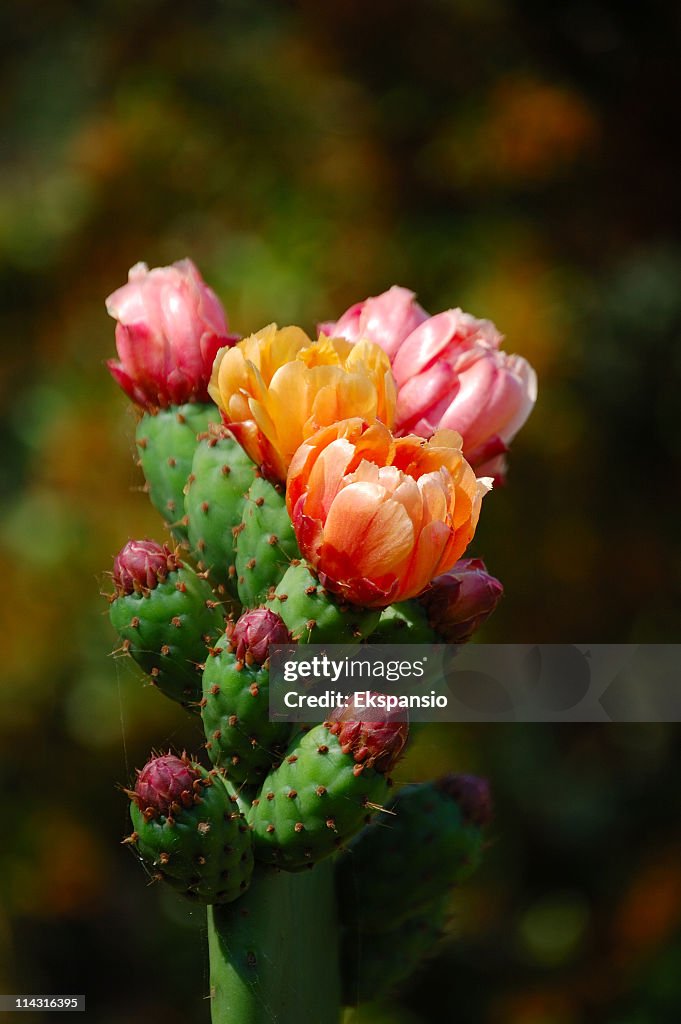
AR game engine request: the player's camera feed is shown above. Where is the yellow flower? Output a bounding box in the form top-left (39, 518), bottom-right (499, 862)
top-left (208, 324), bottom-right (396, 480)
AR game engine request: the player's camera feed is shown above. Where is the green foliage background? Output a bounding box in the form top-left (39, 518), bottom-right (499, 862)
top-left (0, 2), bottom-right (679, 1022)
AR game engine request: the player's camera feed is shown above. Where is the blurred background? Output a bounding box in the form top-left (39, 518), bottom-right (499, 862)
top-left (1, 1), bottom-right (680, 1021)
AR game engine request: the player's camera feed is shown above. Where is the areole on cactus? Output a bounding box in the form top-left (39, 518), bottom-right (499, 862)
top-left (103, 258), bottom-right (536, 1023)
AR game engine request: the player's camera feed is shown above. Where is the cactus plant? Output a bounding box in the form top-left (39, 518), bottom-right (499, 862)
top-left (103, 261), bottom-right (536, 1023)
top-left (248, 698), bottom-right (408, 870)
top-left (109, 539), bottom-right (225, 711)
top-left (235, 475), bottom-right (301, 608)
top-left (135, 404), bottom-right (219, 543)
top-left (185, 428), bottom-right (258, 599)
top-left (125, 753), bottom-right (253, 903)
top-left (266, 562), bottom-right (381, 643)
top-left (201, 609), bottom-right (293, 787)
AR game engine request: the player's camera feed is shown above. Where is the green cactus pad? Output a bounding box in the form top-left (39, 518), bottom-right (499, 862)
top-left (265, 563), bottom-right (381, 643)
top-left (248, 723), bottom-right (391, 871)
top-left (110, 564), bottom-right (225, 711)
top-left (185, 431), bottom-right (257, 600)
top-left (128, 765), bottom-right (253, 904)
top-left (201, 632), bottom-right (292, 787)
top-left (136, 404), bottom-right (218, 544)
top-left (235, 476), bottom-right (300, 609)
top-left (341, 906), bottom-right (447, 1005)
top-left (368, 600), bottom-right (439, 644)
top-left (337, 778), bottom-right (486, 933)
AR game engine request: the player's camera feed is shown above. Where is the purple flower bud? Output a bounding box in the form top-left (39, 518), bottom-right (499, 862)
top-left (132, 754), bottom-right (200, 816)
top-left (112, 539), bottom-right (179, 596)
top-left (420, 557), bottom-right (503, 643)
top-left (437, 773), bottom-right (492, 827)
top-left (327, 694), bottom-right (409, 775)
top-left (229, 608), bottom-right (291, 664)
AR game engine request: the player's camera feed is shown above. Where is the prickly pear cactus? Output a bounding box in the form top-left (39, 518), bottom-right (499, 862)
top-left (266, 562), bottom-right (381, 643)
top-left (248, 700), bottom-right (408, 870)
top-left (368, 599), bottom-right (439, 644)
top-left (125, 754), bottom-right (253, 904)
top-left (341, 905), bottom-right (448, 1005)
top-left (109, 540), bottom-right (225, 711)
top-left (235, 475), bottom-right (300, 608)
top-left (337, 774), bottom-right (491, 933)
top-left (202, 609), bottom-right (293, 787)
top-left (136, 404), bottom-right (218, 544)
top-left (185, 428), bottom-right (258, 599)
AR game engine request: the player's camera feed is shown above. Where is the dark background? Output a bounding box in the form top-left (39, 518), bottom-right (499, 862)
top-left (0, 2), bottom-right (680, 1022)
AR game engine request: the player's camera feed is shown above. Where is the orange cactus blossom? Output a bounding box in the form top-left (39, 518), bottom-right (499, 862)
top-left (208, 324), bottom-right (395, 481)
top-left (286, 418), bottom-right (492, 607)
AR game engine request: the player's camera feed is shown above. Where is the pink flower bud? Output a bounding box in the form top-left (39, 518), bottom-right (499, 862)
top-left (106, 259), bottom-right (238, 410)
top-left (132, 753), bottom-right (200, 816)
top-left (319, 285), bottom-right (429, 360)
top-left (112, 539), bottom-right (179, 596)
top-left (420, 557), bottom-right (503, 643)
top-left (228, 608), bottom-right (291, 664)
top-left (326, 694), bottom-right (409, 774)
top-left (437, 773), bottom-right (492, 827)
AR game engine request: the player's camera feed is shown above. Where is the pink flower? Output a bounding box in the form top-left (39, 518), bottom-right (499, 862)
top-left (322, 290), bottom-right (536, 480)
top-left (419, 557), bottom-right (503, 643)
top-left (106, 259), bottom-right (237, 410)
top-left (319, 285), bottom-right (428, 361)
top-left (391, 310), bottom-right (537, 474)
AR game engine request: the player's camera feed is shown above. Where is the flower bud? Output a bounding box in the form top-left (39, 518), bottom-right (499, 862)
top-left (327, 694), bottom-right (409, 774)
top-left (131, 753), bottom-right (201, 817)
top-left (436, 773), bottom-right (492, 827)
top-left (420, 557), bottom-right (503, 642)
top-left (112, 539), bottom-right (179, 596)
top-left (228, 608), bottom-right (291, 664)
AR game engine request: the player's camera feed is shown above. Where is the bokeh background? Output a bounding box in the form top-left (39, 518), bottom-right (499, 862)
top-left (1, 2), bottom-right (680, 1022)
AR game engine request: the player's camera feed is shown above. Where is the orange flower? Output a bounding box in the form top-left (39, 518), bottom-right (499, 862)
top-left (208, 325), bottom-right (395, 480)
top-left (287, 418), bottom-right (491, 607)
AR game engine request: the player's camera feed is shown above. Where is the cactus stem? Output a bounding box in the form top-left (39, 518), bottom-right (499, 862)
top-left (207, 861), bottom-right (340, 1024)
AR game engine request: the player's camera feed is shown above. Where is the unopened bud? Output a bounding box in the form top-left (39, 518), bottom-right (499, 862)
top-left (437, 773), bottom-right (492, 827)
top-left (112, 539), bottom-right (178, 596)
top-left (327, 694), bottom-right (409, 774)
top-left (131, 753), bottom-right (200, 816)
top-left (420, 557), bottom-right (503, 643)
top-left (228, 608), bottom-right (291, 664)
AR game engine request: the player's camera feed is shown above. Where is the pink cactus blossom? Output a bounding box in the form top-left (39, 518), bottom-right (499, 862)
top-left (106, 259), bottom-right (237, 411)
top-left (319, 285), bottom-right (428, 361)
top-left (322, 291), bottom-right (536, 480)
